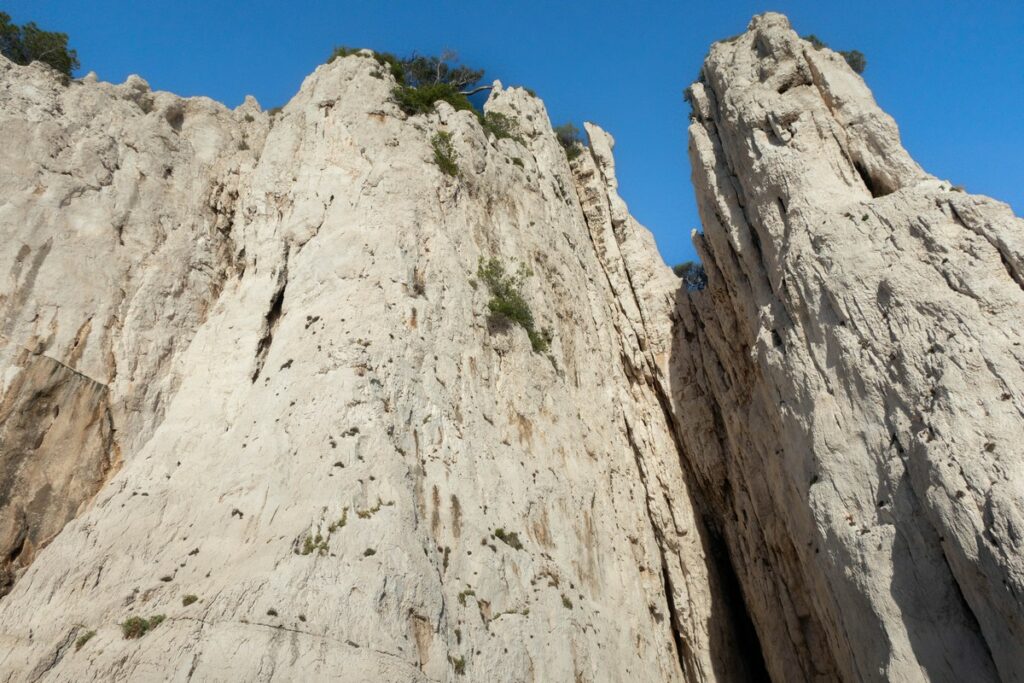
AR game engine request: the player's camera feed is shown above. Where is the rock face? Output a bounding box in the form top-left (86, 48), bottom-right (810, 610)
top-left (0, 51), bottom-right (750, 681)
top-left (1, 13), bottom-right (1022, 682)
top-left (677, 12), bottom-right (1024, 682)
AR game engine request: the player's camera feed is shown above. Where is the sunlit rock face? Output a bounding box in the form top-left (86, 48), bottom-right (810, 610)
top-left (676, 11), bottom-right (1024, 682)
top-left (0, 51), bottom-right (747, 682)
top-left (2, 12), bottom-right (1022, 682)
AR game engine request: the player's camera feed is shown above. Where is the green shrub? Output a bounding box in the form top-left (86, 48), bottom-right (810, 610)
top-left (328, 46), bottom-right (405, 81)
top-left (121, 614), bottom-right (165, 639)
top-left (672, 261), bottom-right (707, 291)
top-left (75, 630), bottom-right (96, 651)
top-left (802, 34), bottom-right (827, 50)
top-left (393, 82), bottom-right (474, 115)
top-left (0, 12), bottom-right (79, 77)
top-left (392, 51), bottom-right (483, 115)
top-left (431, 131), bottom-right (459, 176)
top-left (477, 257), bottom-right (551, 353)
top-left (363, 548), bottom-right (377, 557)
top-left (801, 34), bottom-right (867, 74)
top-left (839, 49), bottom-right (866, 74)
top-left (493, 528), bottom-right (523, 550)
top-left (561, 594), bottom-right (573, 609)
top-left (554, 123), bottom-right (584, 160)
top-left (182, 594), bottom-right (199, 607)
top-left (478, 111), bottom-right (519, 141)
top-left (451, 655), bottom-right (466, 675)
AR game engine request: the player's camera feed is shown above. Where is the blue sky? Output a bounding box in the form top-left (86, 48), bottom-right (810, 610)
top-left (8, 1), bottom-right (1022, 266)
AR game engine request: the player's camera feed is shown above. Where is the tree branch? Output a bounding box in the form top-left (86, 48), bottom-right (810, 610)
top-left (459, 85), bottom-right (493, 96)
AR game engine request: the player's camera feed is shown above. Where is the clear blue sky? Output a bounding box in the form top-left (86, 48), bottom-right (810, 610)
top-left (8, 1), bottom-right (1022, 266)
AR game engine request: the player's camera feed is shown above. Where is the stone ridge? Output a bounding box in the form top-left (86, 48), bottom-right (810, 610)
top-left (0, 50), bottom-right (743, 681)
top-left (677, 12), bottom-right (1024, 682)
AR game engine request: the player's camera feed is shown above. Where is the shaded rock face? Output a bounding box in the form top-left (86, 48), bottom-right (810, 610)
top-left (676, 12), bottom-right (1024, 682)
top-left (0, 53), bottom-right (750, 681)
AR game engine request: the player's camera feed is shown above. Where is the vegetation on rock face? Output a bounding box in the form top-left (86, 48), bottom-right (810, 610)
top-left (75, 629), bottom-right (96, 651)
top-left (431, 131), bottom-right (459, 176)
top-left (479, 111), bottom-right (520, 142)
top-left (554, 123), bottom-right (585, 160)
top-left (802, 34), bottom-right (867, 74)
top-left (477, 257), bottom-right (551, 353)
top-left (121, 614), bottom-right (165, 639)
top-left (328, 47), bottom-right (485, 115)
top-left (0, 11), bottom-right (79, 77)
top-left (673, 261), bottom-right (708, 291)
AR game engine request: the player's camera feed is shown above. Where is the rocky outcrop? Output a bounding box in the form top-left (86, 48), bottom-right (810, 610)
top-left (0, 56), bottom-right (262, 599)
top-left (0, 52), bottom-right (747, 681)
top-left (676, 12), bottom-right (1024, 681)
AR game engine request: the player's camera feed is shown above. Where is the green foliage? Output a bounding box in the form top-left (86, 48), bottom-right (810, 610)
top-left (802, 34), bottom-right (827, 50)
top-left (672, 261), bottom-right (707, 291)
top-left (363, 548), bottom-right (377, 557)
top-left (839, 49), bottom-right (866, 74)
top-left (402, 52), bottom-right (483, 90)
top-left (0, 11), bottom-right (79, 77)
top-left (478, 111), bottom-right (519, 141)
top-left (301, 532), bottom-right (329, 556)
top-left (327, 507), bottom-right (348, 532)
top-left (477, 257), bottom-right (551, 353)
top-left (457, 588), bottom-right (475, 606)
top-left (392, 51), bottom-right (482, 115)
top-left (801, 34), bottom-right (867, 74)
top-left (121, 615), bottom-right (165, 640)
top-left (451, 656), bottom-right (467, 675)
top-left (182, 594), bottom-right (199, 607)
top-left (561, 594), bottom-right (573, 609)
top-left (554, 122), bottom-right (584, 160)
top-left (327, 47), bottom-right (483, 116)
top-left (493, 528), bottom-right (523, 550)
top-left (393, 81), bottom-right (474, 115)
top-left (328, 45), bottom-right (405, 81)
top-left (431, 131), bottom-right (459, 176)
top-left (75, 630), bottom-right (96, 651)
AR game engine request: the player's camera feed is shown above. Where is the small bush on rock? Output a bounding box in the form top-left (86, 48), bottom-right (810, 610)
top-left (477, 257), bottom-right (551, 353)
top-left (673, 261), bottom-right (708, 291)
top-left (801, 34), bottom-right (867, 74)
top-left (121, 614), bottom-right (165, 639)
top-left (431, 131), bottom-right (459, 176)
top-left (479, 111), bottom-right (519, 142)
top-left (554, 123), bottom-right (585, 160)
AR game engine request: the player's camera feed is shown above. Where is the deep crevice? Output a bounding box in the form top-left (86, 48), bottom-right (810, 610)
top-left (251, 267), bottom-right (288, 383)
top-left (853, 159), bottom-right (891, 199)
top-left (702, 517), bottom-right (771, 682)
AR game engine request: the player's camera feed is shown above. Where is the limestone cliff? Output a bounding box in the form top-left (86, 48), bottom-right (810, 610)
top-left (0, 50), bottom-right (747, 681)
top-left (676, 12), bottom-right (1024, 682)
top-left (1, 12), bottom-right (1022, 683)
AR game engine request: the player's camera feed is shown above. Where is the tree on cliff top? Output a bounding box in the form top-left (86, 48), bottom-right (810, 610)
top-left (0, 12), bottom-right (79, 78)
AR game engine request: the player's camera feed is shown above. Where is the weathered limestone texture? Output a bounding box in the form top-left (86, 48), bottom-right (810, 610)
top-left (676, 12), bottom-right (1024, 682)
top-left (0, 52), bottom-right (743, 681)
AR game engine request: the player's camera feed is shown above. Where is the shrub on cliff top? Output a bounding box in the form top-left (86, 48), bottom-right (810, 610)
top-left (327, 47), bottom-right (485, 115)
top-left (554, 123), bottom-right (585, 161)
top-left (673, 261), bottom-right (708, 291)
top-left (0, 11), bottom-right (79, 77)
top-left (801, 34), bottom-right (867, 74)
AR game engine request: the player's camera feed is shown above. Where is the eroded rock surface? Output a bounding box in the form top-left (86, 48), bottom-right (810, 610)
top-left (0, 53), bottom-right (741, 681)
top-left (676, 12), bottom-right (1024, 681)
